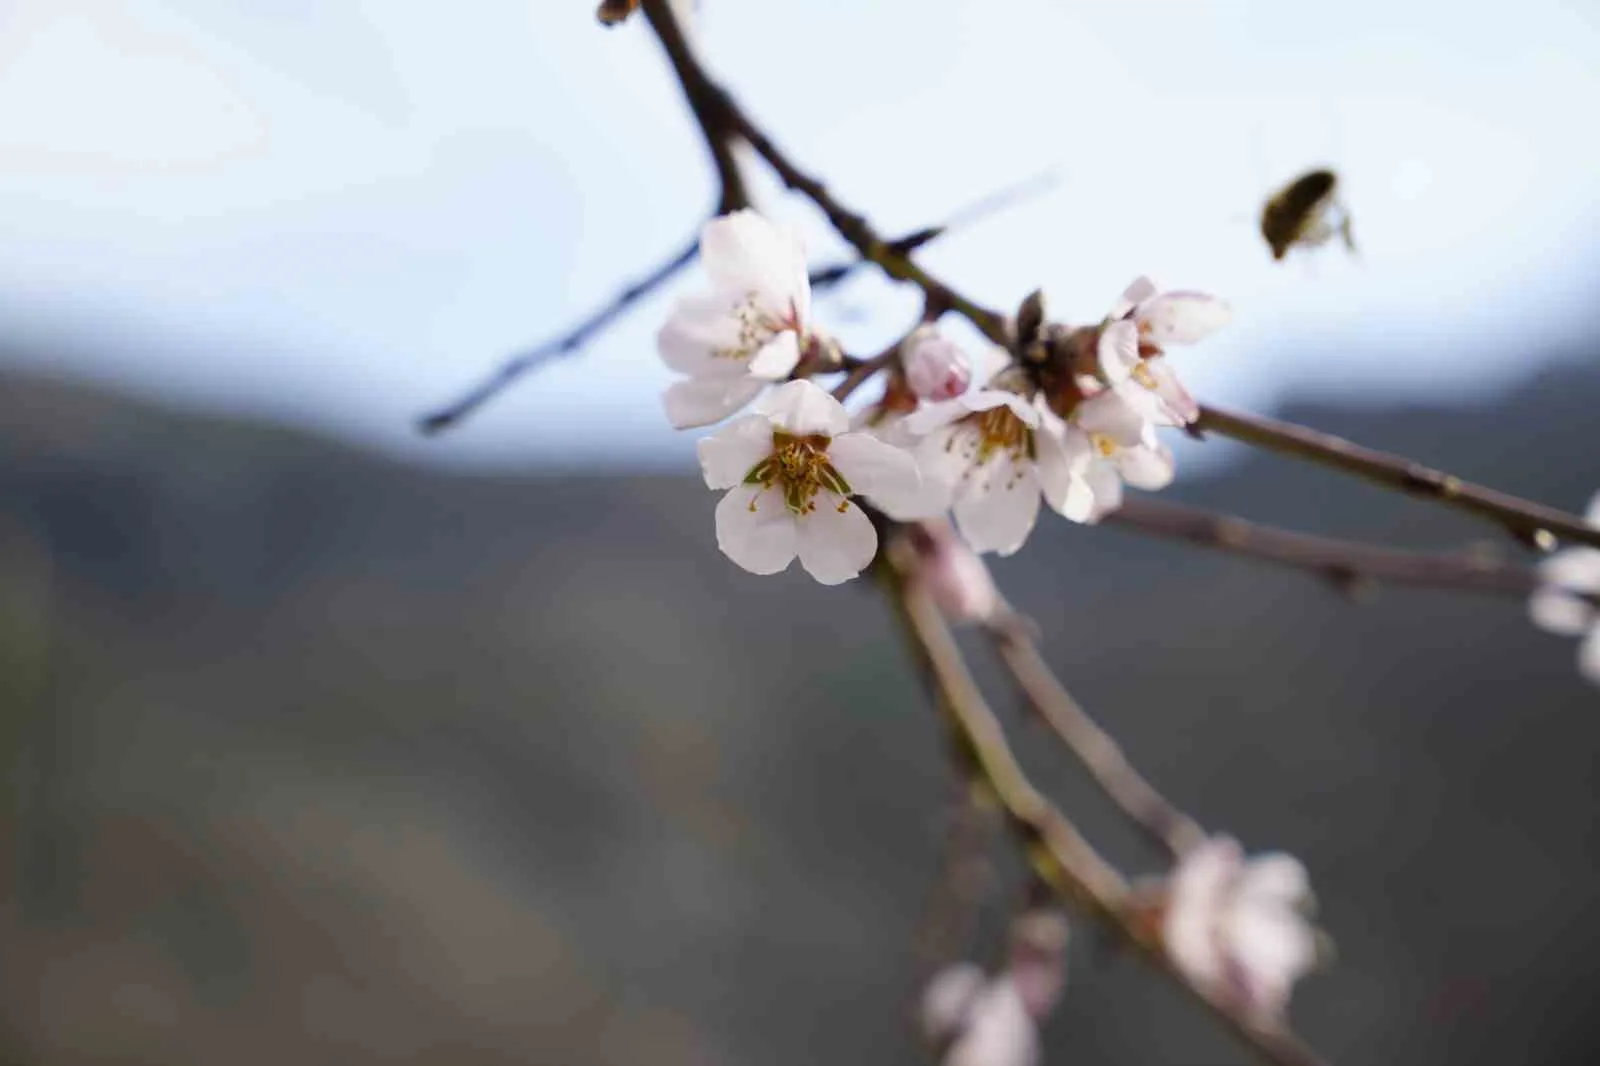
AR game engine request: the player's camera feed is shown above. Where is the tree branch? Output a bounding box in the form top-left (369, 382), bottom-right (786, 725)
top-left (885, 565), bottom-right (1329, 1066)
top-left (1196, 404), bottom-right (1600, 552)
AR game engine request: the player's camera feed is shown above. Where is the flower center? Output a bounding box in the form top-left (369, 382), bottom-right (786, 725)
top-left (1130, 362), bottom-right (1158, 391)
top-left (744, 432), bottom-right (852, 515)
top-left (713, 292), bottom-right (799, 363)
top-left (972, 405), bottom-right (1034, 466)
top-left (1090, 432), bottom-right (1119, 458)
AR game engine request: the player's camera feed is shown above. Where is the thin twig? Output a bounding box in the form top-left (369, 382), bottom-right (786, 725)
top-left (1107, 496), bottom-right (1585, 603)
top-left (987, 624), bottom-right (1207, 859)
top-left (1197, 404), bottom-right (1600, 552)
top-left (417, 236), bottom-right (698, 434)
top-left (638, 0), bottom-right (1008, 344)
top-left (886, 565), bottom-right (1329, 1066)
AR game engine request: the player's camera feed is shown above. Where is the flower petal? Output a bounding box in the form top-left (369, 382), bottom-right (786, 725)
top-left (1147, 357), bottom-right (1201, 425)
top-left (1581, 626), bottom-right (1600, 685)
top-left (1541, 547), bottom-right (1600, 595)
top-left (1082, 459), bottom-right (1124, 522)
top-left (1117, 439), bottom-right (1176, 491)
top-left (697, 415), bottom-right (773, 489)
top-left (829, 431), bottom-right (922, 504)
top-left (1037, 426), bottom-right (1095, 522)
top-left (657, 291), bottom-right (748, 375)
top-left (1109, 275), bottom-right (1159, 319)
top-left (1097, 320), bottom-right (1142, 384)
top-left (714, 484), bottom-right (797, 575)
top-left (795, 497), bottom-right (877, 584)
top-left (664, 374), bottom-right (766, 429)
top-left (754, 379), bottom-right (850, 437)
top-left (953, 458), bottom-right (1041, 557)
top-left (1075, 390), bottom-right (1149, 446)
top-left (700, 210), bottom-right (810, 322)
top-left (921, 964), bottom-right (986, 1043)
top-left (1135, 291), bottom-right (1231, 345)
top-left (746, 330), bottom-right (802, 381)
top-left (1530, 586), bottom-right (1591, 637)
top-left (1238, 854), bottom-right (1311, 908)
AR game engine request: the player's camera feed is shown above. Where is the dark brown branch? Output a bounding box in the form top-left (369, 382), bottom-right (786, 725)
top-left (1105, 496), bottom-right (1581, 602)
top-left (639, 0), bottom-right (749, 214)
top-left (417, 235), bottom-right (699, 434)
top-left (1197, 404), bottom-right (1600, 552)
top-left (987, 624), bottom-right (1207, 859)
top-left (886, 566), bottom-right (1329, 1066)
top-left (638, 0), bottom-right (1008, 344)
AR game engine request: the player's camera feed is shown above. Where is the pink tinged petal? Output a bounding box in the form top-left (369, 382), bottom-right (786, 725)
top-left (829, 431), bottom-right (922, 504)
top-left (954, 459), bottom-right (1042, 557)
top-left (714, 484), bottom-right (797, 575)
top-left (1580, 626), bottom-right (1600, 685)
top-left (1163, 837), bottom-right (1243, 986)
top-left (699, 210), bottom-right (810, 321)
top-left (1225, 906), bottom-right (1316, 1017)
top-left (922, 521), bottom-right (1000, 623)
top-left (1238, 854), bottom-right (1312, 909)
top-left (1109, 275), bottom-right (1159, 319)
top-left (1117, 439), bottom-right (1176, 491)
top-left (942, 980), bottom-right (1040, 1066)
top-left (697, 415), bottom-right (774, 489)
top-left (1148, 357), bottom-right (1201, 425)
top-left (1035, 423), bottom-right (1093, 521)
top-left (921, 964), bottom-right (987, 1043)
top-left (1134, 291), bottom-right (1232, 345)
top-left (904, 331), bottom-right (973, 400)
top-left (664, 375), bottom-right (766, 430)
top-left (795, 496), bottom-right (877, 584)
top-left (754, 379), bottom-right (850, 437)
top-left (1097, 320), bottom-right (1142, 384)
top-left (746, 330), bottom-right (802, 380)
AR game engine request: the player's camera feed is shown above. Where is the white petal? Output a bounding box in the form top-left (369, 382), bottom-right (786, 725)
top-left (829, 431), bottom-right (922, 503)
top-left (1134, 291), bottom-right (1231, 345)
top-left (664, 375), bottom-right (766, 429)
top-left (1035, 423), bottom-right (1092, 521)
top-left (657, 291), bottom-right (749, 376)
top-left (953, 459), bottom-right (1041, 557)
top-left (1238, 854), bottom-right (1311, 908)
top-left (943, 980), bottom-right (1039, 1066)
top-left (1541, 547), bottom-right (1600, 595)
top-left (1147, 357), bottom-right (1201, 425)
top-left (1074, 390), bottom-right (1149, 446)
top-left (1109, 275), bottom-right (1159, 319)
top-left (1585, 490), bottom-right (1600, 528)
top-left (969, 343), bottom-right (1016, 389)
top-left (714, 484), bottom-right (798, 575)
top-left (1580, 626), bottom-right (1600, 686)
top-left (921, 964), bottom-right (987, 1043)
top-left (697, 415), bottom-right (773, 489)
top-left (1097, 320), bottom-right (1142, 384)
top-left (700, 210), bottom-right (809, 322)
top-left (1163, 837), bottom-right (1241, 986)
top-left (746, 330), bottom-right (802, 381)
top-left (795, 497), bottom-right (877, 584)
top-left (1117, 439), bottom-right (1176, 491)
top-left (1530, 587), bottom-right (1591, 637)
top-left (1225, 906), bottom-right (1317, 1016)
top-left (1082, 459), bottom-right (1124, 522)
top-left (754, 379), bottom-right (850, 437)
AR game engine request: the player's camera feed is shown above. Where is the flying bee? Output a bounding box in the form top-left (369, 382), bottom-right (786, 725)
top-left (1259, 167), bottom-right (1355, 261)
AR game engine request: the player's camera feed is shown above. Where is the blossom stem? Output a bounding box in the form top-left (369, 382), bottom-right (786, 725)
top-left (1196, 404), bottom-right (1600, 551)
top-left (885, 562), bottom-right (1330, 1066)
top-left (1107, 496), bottom-right (1594, 603)
top-left (986, 621), bottom-right (1208, 859)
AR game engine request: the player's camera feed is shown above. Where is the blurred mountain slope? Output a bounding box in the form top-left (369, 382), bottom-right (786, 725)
top-left (2, 351), bottom-right (1599, 1066)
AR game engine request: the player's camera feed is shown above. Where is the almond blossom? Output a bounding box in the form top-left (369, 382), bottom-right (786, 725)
top-left (1528, 491), bottom-right (1600, 685)
top-left (905, 518), bottom-right (1002, 625)
top-left (1162, 836), bottom-right (1319, 1021)
top-left (697, 379), bottom-right (920, 584)
top-left (902, 387), bottom-right (1091, 556)
top-left (1063, 389), bottom-right (1176, 522)
top-left (920, 910), bottom-right (1068, 1066)
top-left (1097, 276), bottom-right (1230, 427)
top-left (657, 210), bottom-right (818, 429)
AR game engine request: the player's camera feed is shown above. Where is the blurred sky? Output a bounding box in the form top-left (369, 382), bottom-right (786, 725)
top-left (0, 0), bottom-right (1597, 470)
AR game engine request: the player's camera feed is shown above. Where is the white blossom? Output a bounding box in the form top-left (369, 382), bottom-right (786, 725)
top-left (1063, 389), bottom-right (1176, 522)
top-left (902, 389), bottom-right (1091, 556)
top-left (697, 380), bottom-right (920, 584)
top-left (658, 210), bottom-right (816, 429)
top-left (903, 326), bottom-right (974, 401)
top-left (1098, 276), bottom-right (1230, 427)
top-left (921, 966), bottom-right (1038, 1066)
top-left (1528, 491), bottom-right (1600, 684)
top-left (1163, 836), bottom-right (1319, 1021)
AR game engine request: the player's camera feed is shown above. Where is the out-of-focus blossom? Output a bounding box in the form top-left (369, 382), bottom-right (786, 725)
top-left (903, 390), bottom-right (1091, 555)
top-left (920, 909), bottom-right (1068, 1066)
top-left (907, 518), bottom-right (1001, 624)
top-left (1064, 389), bottom-right (1176, 522)
top-left (1163, 835), bottom-right (1319, 1021)
top-left (697, 380), bottom-right (919, 584)
top-left (904, 327), bottom-right (974, 401)
top-left (1097, 276), bottom-right (1230, 427)
top-left (658, 210), bottom-right (816, 429)
top-left (1529, 491), bottom-right (1600, 685)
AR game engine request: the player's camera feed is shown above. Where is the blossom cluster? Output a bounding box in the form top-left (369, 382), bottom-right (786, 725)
top-left (658, 210), bottom-right (1231, 583)
top-left (1529, 491), bottom-right (1600, 686)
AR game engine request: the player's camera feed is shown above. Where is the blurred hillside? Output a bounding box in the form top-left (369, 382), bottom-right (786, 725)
top-left (2, 351), bottom-right (1599, 1066)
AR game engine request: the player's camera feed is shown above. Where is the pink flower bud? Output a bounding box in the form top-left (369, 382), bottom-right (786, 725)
top-left (911, 519), bottom-right (999, 624)
top-left (904, 329), bottom-right (973, 401)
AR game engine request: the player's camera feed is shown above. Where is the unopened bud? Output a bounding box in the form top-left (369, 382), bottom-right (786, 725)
top-left (903, 328), bottom-right (973, 401)
top-left (912, 519), bottom-right (999, 624)
top-left (1007, 908), bottom-right (1069, 1018)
